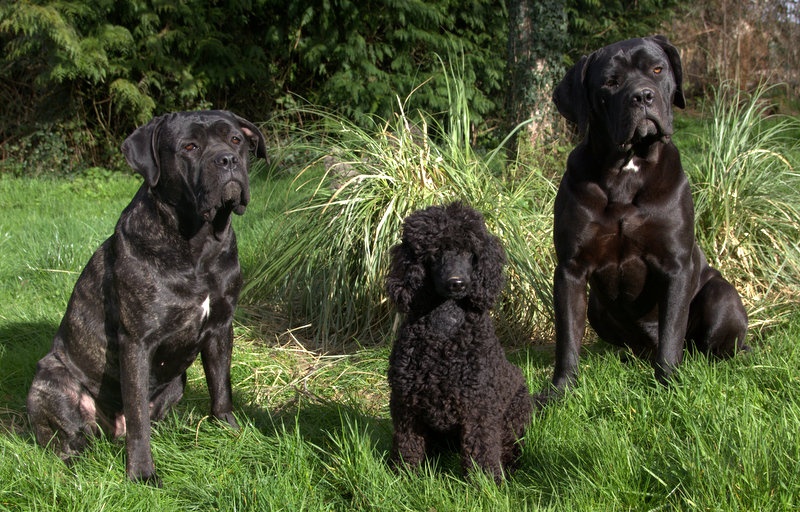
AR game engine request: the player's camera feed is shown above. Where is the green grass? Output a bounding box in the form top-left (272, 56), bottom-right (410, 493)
top-left (2, 149), bottom-right (800, 510)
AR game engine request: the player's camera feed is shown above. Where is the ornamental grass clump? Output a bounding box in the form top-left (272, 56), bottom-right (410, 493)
top-left (244, 87), bottom-right (556, 348)
top-left (689, 82), bottom-right (800, 329)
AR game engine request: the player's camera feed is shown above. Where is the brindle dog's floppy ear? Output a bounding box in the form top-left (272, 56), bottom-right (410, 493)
top-left (649, 34), bottom-right (686, 109)
top-left (233, 114), bottom-right (267, 160)
top-left (553, 54), bottom-right (591, 136)
top-left (121, 115), bottom-right (166, 188)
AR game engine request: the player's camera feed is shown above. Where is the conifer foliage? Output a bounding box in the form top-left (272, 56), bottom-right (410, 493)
top-left (0, 0), bottom-right (507, 171)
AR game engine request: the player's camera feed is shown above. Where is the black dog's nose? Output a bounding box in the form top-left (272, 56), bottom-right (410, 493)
top-left (632, 88), bottom-right (655, 107)
top-left (215, 153), bottom-right (239, 170)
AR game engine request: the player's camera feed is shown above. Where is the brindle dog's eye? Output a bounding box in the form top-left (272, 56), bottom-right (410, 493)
top-left (183, 143), bottom-right (198, 152)
top-left (653, 67), bottom-right (663, 75)
top-left (231, 136), bottom-right (242, 145)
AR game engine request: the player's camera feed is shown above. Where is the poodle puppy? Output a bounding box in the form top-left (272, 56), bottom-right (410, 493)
top-left (385, 202), bottom-right (533, 482)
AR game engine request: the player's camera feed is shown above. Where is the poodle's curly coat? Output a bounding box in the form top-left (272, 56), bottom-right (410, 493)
top-left (385, 203), bottom-right (533, 482)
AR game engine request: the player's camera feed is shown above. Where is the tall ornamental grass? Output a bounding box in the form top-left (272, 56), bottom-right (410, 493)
top-left (688, 83), bottom-right (800, 329)
top-left (243, 83), bottom-right (557, 348)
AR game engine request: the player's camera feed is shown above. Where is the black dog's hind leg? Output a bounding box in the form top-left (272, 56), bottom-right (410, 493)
top-left (687, 271), bottom-right (749, 358)
top-left (149, 372), bottom-right (186, 421)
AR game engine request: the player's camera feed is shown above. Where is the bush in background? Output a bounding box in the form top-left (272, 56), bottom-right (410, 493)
top-left (244, 79), bottom-right (800, 348)
top-left (0, 0), bottom-right (507, 173)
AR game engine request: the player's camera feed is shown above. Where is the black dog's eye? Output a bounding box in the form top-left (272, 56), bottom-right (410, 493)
top-left (605, 77), bottom-right (620, 88)
top-left (653, 67), bottom-right (663, 75)
top-left (231, 136), bottom-right (242, 146)
top-left (183, 143), bottom-right (198, 152)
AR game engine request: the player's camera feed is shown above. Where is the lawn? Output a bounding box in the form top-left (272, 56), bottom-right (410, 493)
top-left (1, 115), bottom-right (800, 510)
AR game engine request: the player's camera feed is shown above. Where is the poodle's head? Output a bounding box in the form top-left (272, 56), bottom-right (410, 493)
top-left (386, 202), bottom-right (506, 313)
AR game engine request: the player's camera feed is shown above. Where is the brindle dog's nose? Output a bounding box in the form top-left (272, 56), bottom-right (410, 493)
top-left (632, 88), bottom-right (655, 107)
top-left (215, 153), bottom-right (239, 170)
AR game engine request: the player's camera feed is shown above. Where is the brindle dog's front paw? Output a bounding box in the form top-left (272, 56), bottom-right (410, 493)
top-left (127, 463), bottom-right (162, 487)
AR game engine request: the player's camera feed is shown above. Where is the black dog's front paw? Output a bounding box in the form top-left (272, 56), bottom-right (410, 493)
top-left (212, 411), bottom-right (240, 430)
top-left (533, 385), bottom-right (565, 410)
top-left (134, 471), bottom-right (163, 488)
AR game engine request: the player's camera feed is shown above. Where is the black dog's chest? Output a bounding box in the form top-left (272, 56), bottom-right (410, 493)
top-left (593, 203), bottom-right (651, 298)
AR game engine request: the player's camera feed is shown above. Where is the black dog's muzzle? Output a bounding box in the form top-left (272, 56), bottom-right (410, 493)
top-left (614, 80), bottom-right (672, 149)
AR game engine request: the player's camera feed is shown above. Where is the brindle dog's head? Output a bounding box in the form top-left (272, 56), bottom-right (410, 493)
top-left (122, 110), bottom-right (266, 226)
top-left (553, 35), bottom-right (685, 152)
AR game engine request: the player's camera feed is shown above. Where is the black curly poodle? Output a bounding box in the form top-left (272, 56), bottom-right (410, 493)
top-left (385, 202), bottom-right (533, 482)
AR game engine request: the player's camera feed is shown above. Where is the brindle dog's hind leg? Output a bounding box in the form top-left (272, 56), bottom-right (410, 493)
top-left (27, 353), bottom-right (98, 463)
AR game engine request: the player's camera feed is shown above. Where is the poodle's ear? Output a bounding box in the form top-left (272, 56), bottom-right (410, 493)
top-left (385, 241), bottom-right (426, 313)
top-left (468, 233), bottom-right (506, 311)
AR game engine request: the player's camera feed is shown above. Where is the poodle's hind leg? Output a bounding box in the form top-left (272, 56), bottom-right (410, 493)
top-left (27, 353), bottom-right (99, 463)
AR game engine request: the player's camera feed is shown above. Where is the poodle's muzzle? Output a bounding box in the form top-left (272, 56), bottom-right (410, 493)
top-left (431, 249), bottom-right (473, 299)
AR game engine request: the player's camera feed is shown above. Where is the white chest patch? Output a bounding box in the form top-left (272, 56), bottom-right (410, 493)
top-left (201, 295), bottom-right (211, 322)
top-left (622, 159), bottom-right (640, 173)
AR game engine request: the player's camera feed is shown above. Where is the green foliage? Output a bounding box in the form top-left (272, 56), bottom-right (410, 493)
top-left (0, 0), bottom-right (509, 172)
top-left (565, 0), bottom-right (680, 59)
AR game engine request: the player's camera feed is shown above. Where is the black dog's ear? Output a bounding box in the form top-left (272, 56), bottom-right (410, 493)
top-left (232, 113), bottom-right (268, 160)
top-left (553, 54), bottom-right (592, 135)
top-left (649, 35), bottom-right (686, 109)
top-left (385, 242), bottom-right (426, 313)
top-left (121, 115), bottom-right (167, 188)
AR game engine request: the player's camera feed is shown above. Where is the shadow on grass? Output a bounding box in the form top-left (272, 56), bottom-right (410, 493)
top-left (0, 320), bottom-right (56, 433)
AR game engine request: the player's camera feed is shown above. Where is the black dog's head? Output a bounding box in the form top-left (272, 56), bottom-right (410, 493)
top-left (553, 35), bottom-right (685, 151)
top-left (386, 203), bottom-right (506, 313)
top-left (121, 110), bottom-right (267, 226)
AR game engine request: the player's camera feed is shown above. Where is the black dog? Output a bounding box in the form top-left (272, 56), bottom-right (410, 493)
top-left (27, 110), bottom-right (266, 484)
top-left (386, 203), bottom-right (533, 482)
top-left (541, 36), bottom-right (748, 401)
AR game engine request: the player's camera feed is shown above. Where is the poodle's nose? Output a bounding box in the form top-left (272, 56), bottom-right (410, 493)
top-left (446, 277), bottom-right (467, 294)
